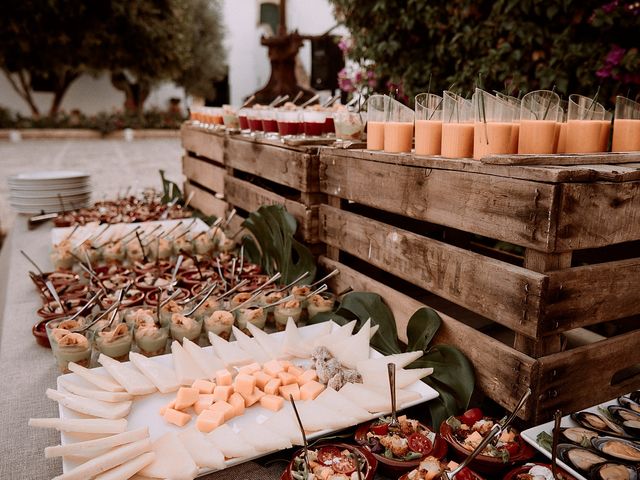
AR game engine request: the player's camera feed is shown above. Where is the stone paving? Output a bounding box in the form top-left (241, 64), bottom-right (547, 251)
top-left (0, 138), bottom-right (184, 233)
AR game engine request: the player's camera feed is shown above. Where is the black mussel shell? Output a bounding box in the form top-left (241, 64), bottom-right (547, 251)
top-left (619, 397), bottom-right (640, 414)
top-left (590, 463), bottom-right (639, 480)
top-left (560, 427), bottom-right (601, 446)
top-left (557, 443), bottom-right (607, 474)
top-left (572, 412), bottom-right (627, 437)
top-left (592, 436), bottom-right (640, 462)
top-left (622, 420), bottom-right (640, 439)
top-left (609, 406), bottom-right (640, 424)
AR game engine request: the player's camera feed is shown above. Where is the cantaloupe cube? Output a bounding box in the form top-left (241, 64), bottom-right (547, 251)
top-left (212, 385), bottom-right (234, 402)
top-left (253, 371), bottom-right (273, 390)
top-left (199, 393), bottom-right (215, 403)
top-left (277, 371), bottom-right (297, 386)
top-left (279, 360), bottom-right (293, 371)
top-left (260, 394), bottom-right (284, 412)
top-left (159, 399), bottom-right (176, 416)
top-left (264, 378), bottom-right (282, 396)
top-left (196, 409), bottom-right (225, 433)
top-left (263, 359), bottom-right (284, 377)
top-left (228, 392), bottom-right (245, 417)
top-left (175, 387), bottom-right (200, 410)
top-left (297, 369), bottom-right (318, 386)
top-left (300, 380), bottom-right (325, 401)
top-left (164, 408), bottom-right (191, 427)
top-left (209, 400), bottom-right (235, 421)
top-left (234, 373), bottom-right (257, 397)
top-left (240, 387), bottom-right (265, 407)
top-left (192, 379), bottom-right (215, 394)
top-left (194, 397), bottom-right (214, 415)
top-left (215, 369), bottom-right (233, 386)
top-left (238, 362), bottom-right (261, 375)
top-left (279, 383), bottom-right (300, 401)
top-left (287, 365), bottom-right (304, 377)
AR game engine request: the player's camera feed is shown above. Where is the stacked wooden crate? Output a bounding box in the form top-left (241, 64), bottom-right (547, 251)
top-left (318, 148), bottom-right (640, 422)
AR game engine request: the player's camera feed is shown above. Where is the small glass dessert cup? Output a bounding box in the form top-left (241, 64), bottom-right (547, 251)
top-left (303, 108), bottom-right (328, 137)
top-left (124, 306), bottom-right (157, 331)
top-left (95, 323), bottom-right (133, 361)
top-left (238, 107), bottom-right (251, 133)
top-left (334, 109), bottom-right (366, 142)
top-left (517, 89), bottom-right (562, 154)
top-left (51, 240), bottom-right (75, 270)
top-left (222, 105), bottom-right (240, 131)
top-left (472, 88), bottom-right (517, 160)
top-left (189, 297), bottom-right (221, 323)
top-left (169, 313), bottom-right (203, 343)
top-left (236, 306), bottom-right (266, 332)
top-left (612, 96), bottom-right (640, 152)
top-left (366, 95), bottom-right (389, 150)
top-left (192, 232), bottom-right (213, 255)
top-left (247, 107), bottom-right (264, 134)
top-left (159, 300), bottom-right (184, 327)
top-left (384, 99), bottom-right (414, 154)
top-left (134, 323), bottom-right (169, 356)
top-left (173, 235), bottom-right (194, 256)
top-left (291, 285), bottom-right (311, 308)
top-left (46, 317), bottom-right (87, 355)
top-left (414, 93), bottom-right (443, 156)
top-left (274, 299), bottom-right (303, 330)
top-left (566, 94), bottom-right (606, 153)
top-left (230, 292), bottom-right (253, 311)
top-left (307, 292), bottom-right (336, 320)
top-left (204, 310), bottom-right (234, 341)
top-left (50, 328), bottom-right (92, 373)
top-left (102, 241), bottom-right (125, 264)
top-left (261, 108), bottom-right (279, 137)
top-left (277, 108), bottom-right (303, 138)
top-left (441, 91), bottom-right (474, 159)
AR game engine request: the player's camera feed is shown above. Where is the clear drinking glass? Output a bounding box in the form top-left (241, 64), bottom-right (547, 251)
top-left (441, 91), bottom-right (474, 158)
top-left (302, 109), bottom-right (327, 137)
top-left (334, 110), bottom-right (366, 141)
top-left (383, 99), bottom-right (414, 153)
top-left (612, 96), bottom-right (640, 152)
top-left (518, 90), bottom-right (561, 154)
top-left (566, 94), bottom-right (606, 153)
top-left (473, 89), bottom-right (517, 160)
top-left (414, 93), bottom-right (443, 156)
top-left (366, 95), bottom-right (388, 150)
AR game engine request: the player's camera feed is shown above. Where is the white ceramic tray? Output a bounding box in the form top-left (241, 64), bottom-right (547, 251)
top-left (57, 322), bottom-right (439, 477)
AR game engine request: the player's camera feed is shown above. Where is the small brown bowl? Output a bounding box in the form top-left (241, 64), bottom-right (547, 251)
top-left (33, 319), bottom-right (51, 348)
top-left (145, 287), bottom-right (190, 306)
top-left (502, 463), bottom-right (578, 480)
top-left (439, 419), bottom-right (535, 475)
top-left (282, 442), bottom-right (377, 480)
top-left (355, 421), bottom-right (448, 476)
top-left (37, 298), bottom-right (87, 320)
top-left (398, 463), bottom-right (485, 480)
top-left (133, 260), bottom-right (172, 276)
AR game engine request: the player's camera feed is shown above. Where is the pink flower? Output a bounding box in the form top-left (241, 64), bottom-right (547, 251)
top-left (606, 44), bottom-right (626, 65)
top-left (602, 0), bottom-right (619, 13)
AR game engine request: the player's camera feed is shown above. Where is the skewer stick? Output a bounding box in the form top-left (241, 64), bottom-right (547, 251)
top-left (63, 224), bottom-right (80, 242)
top-left (289, 397), bottom-right (310, 477)
top-left (161, 221), bottom-right (183, 239)
top-left (135, 231), bottom-right (149, 263)
top-left (20, 250), bottom-right (45, 276)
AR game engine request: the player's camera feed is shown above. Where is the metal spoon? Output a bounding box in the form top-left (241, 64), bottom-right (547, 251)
top-left (100, 288), bottom-right (126, 332)
top-left (46, 280), bottom-right (67, 314)
top-left (268, 95), bottom-right (284, 107)
top-left (240, 95), bottom-right (256, 109)
top-left (62, 291), bottom-right (102, 323)
top-left (300, 94), bottom-right (320, 108)
top-left (183, 283), bottom-right (218, 317)
top-left (20, 250), bottom-right (45, 276)
top-left (228, 275), bottom-right (284, 313)
top-left (551, 410), bottom-right (563, 480)
top-left (155, 288), bottom-right (183, 325)
top-left (273, 270), bottom-right (310, 293)
top-left (308, 268), bottom-right (339, 289)
top-left (272, 95), bottom-right (290, 107)
top-left (215, 278), bottom-right (249, 301)
top-left (387, 363), bottom-right (400, 430)
top-left (322, 93), bottom-right (341, 108)
top-left (74, 299), bottom-right (120, 333)
top-left (302, 284), bottom-right (328, 300)
top-left (168, 255), bottom-right (184, 291)
top-left (291, 91), bottom-right (304, 105)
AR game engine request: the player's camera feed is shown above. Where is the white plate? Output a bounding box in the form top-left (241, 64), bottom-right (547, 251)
top-left (11, 201), bottom-right (92, 214)
top-left (8, 181), bottom-right (91, 191)
top-left (8, 170), bottom-right (89, 183)
top-left (10, 187), bottom-right (92, 199)
top-left (10, 194), bottom-right (91, 206)
top-left (521, 398), bottom-right (625, 480)
top-left (57, 322), bottom-right (439, 477)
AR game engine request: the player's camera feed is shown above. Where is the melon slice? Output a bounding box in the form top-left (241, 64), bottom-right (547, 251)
top-left (45, 427), bottom-right (149, 459)
top-left (171, 340), bottom-right (208, 385)
top-left (238, 423), bottom-right (292, 452)
top-left (207, 424), bottom-right (257, 458)
top-left (46, 389), bottom-right (131, 419)
top-left (282, 317), bottom-right (313, 358)
top-left (262, 406), bottom-right (304, 445)
top-left (58, 378), bottom-right (133, 403)
top-left (129, 352), bottom-right (180, 393)
top-left (208, 332), bottom-right (253, 366)
top-left (360, 367), bottom-right (433, 389)
top-left (94, 451), bottom-right (155, 480)
top-left (178, 428), bottom-right (226, 470)
top-left (182, 338), bottom-right (226, 380)
top-left (337, 382), bottom-right (392, 413)
top-left (246, 323), bottom-right (289, 360)
top-left (315, 387), bottom-right (371, 423)
top-left (326, 319), bottom-right (371, 369)
top-left (363, 384), bottom-right (422, 408)
top-left (296, 399), bottom-right (357, 431)
top-left (231, 326), bottom-right (271, 364)
top-left (67, 362), bottom-right (124, 392)
top-left (97, 354), bottom-right (156, 396)
top-left (140, 432), bottom-right (198, 480)
top-left (313, 320), bottom-right (356, 349)
top-left (356, 351), bottom-right (424, 371)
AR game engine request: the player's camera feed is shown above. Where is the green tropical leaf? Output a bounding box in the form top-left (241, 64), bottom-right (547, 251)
top-left (406, 307), bottom-right (441, 352)
top-left (159, 169), bottom-right (183, 204)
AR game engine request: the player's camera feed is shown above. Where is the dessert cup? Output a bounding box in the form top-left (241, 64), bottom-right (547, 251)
top-left (414, 93), bottom-right (443, 156)
top-left (518, 90), bottom-right (562, 154)
top-left (612, 96), bottom-right (640, 152)
top-left (441, 91), bottom-right (474, 158)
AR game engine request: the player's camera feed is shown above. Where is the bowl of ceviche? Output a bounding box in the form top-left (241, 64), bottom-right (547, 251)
top-left (502, 462), bottom-right (578, 480)
top-left (398, 455), bottom-right (485, 480)
top-left (282, 442), bottom-right (377, 480)
top-left (439, 408), bottom-right (535, 475)
top-left (354, 415), bottom-right (448, 475)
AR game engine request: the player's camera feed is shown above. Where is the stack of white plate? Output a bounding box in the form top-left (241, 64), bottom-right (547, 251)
top-left (8, 170), bottom-right (91, 214)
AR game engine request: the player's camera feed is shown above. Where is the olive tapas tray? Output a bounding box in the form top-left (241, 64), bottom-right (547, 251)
top-left (521, 397), bottom-right (633, 480)
top-left (57, 321), bottom-right (439, 477)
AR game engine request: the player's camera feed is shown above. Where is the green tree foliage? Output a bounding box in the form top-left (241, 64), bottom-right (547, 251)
top-left (331, 0), bottom-right (640, 105)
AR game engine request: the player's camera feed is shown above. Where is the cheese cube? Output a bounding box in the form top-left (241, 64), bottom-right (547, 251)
top-left (277, 371), bottom-right (297, 386)
top-left (287, 365), bottom-right (304, 377)
top-left (196, 409), bottom-right (225, 433)
top-left (209, 400), bottom-right (235, 421)
top-left (300, 380), bottom-right (325, 401)
top-left (212, 385), bottom-right (234, 402)
top-left (263, 359), bottom-right (284, 377)
top-left (215, 369), bottom-right (233, 386)
top-left (279, 383), bottom-right (300, 401)
top-left (253, 371), bottom-right (273, 390)
top-left (159, 399), bottom-right (176, 416)
top-left (264, 378), bottom-right (282, 396)
top-left (297, 369), bottom-right (318, 386)
top-left (238, 362), bottom-right (261, 375)
top-left (240, 387), bottom-right (265, 407)
top-left (194, 397), bottom-right (214, 415)
top-left (175, 387), bottom-right (200, 410)
top-left (192, 379), bottom-right (215, 394)
top-left (228, 392), bottom-right (246, 417)
top-left (234, 374), bottom-right (257, 397)
top-left (260, 394), bottom-right (284, 412)
top-left (164, 408), bottom-right (191, 427)
top-left (279, 360), bottom-right (293, 371)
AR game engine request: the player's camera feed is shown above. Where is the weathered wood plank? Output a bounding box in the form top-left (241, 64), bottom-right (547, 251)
top-left (535, 329), bottom-right (640, 423)
top-left (182, 155), bottom-right (226, 195)
top-left (555, 181), bottom-right (640, 250)
top-left (224, 176), bottom-right (319, 243)
top-left (545, 257), bottom-right (640, 331)
top-left (318, 256), bottom-right (537, 418)
top-left (319, 205), bottom-right (548, 338)
top-left (225, 136), bottom-right (319, 191)
top-left (320, 153), bottom-right (559, 251)
top-left (180, 123), bottom-right (225, 164)
top-left (482, 151), bottom-right (640, 166)
top-left (183, 181), bottom-right (227, 219)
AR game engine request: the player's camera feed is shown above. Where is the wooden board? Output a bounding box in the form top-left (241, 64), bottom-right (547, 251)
top-left (318, 256), bottom-right (537, 418)
top-left (184, 181), bottom-right (227, 219)
top-left (182, 155), bottom-right (226, 195)
top-left (481, 151), bottom-right (640, 166)
top-left (224, 176), bottom-right (319, 243)
top-left (554, 181), bottom-right (640, 250)
top-left (320, 152), bottom-right (559, 251)
top-left (226, 136), bottom-right (319, 192)
top-left (180, 123), bottom-right (225, 164)
top-left (319, 205), bottom-right (548, 338)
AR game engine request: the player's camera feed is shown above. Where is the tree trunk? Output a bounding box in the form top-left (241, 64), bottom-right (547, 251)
top-left (2, 69), bottom-right (40, 117)
top-left (111, 72), bottom-right (151, 115)
top-left (48, 71), bottom-right (79, 117)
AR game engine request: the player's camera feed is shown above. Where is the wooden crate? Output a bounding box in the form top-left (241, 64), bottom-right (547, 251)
top-left (319, 147), bottom-right (640, 422)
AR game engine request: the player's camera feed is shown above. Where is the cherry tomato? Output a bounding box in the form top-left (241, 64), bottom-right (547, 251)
top-left (407, 432), bottom-right (433, 454)
top-left (453, 467), bottom-right (476, 480)
top-left (332, 454), bottom-right (357, 475)
top-left (461, 407), bottom-right (483, 426)
top-left (370, 422), bottom-right (389, 435)
top-left (316, 446), bottom-right (342, 465)
top-left (504, 441), bottom-right (520, 457)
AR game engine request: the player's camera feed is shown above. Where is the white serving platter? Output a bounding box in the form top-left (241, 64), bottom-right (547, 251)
top-left (521, 397), bottom-right (623, 480)
top-left (51, 218), bottom-right (210, 247)
top-left (57, 321), bottom-right (439, 478)
top-left (8, 170), bottom-right (90, 184)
